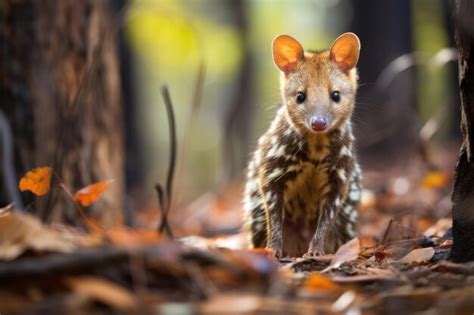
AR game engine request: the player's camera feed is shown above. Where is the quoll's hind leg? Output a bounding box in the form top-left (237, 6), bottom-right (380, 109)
top-left (259, 180), bottom-right (285, 258)
top-left (243, 175), bottom-right (268, 248)
top-left (249, 205), bottom-right (267, 248)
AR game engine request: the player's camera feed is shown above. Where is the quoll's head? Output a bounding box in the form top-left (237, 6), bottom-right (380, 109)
top-left (272, 33), bottom-right (361, 134)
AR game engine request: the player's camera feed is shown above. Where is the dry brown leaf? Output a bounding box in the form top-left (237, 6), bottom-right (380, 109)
top-left (0, 212), bottom-right (76, 260)
top-left (323, 238), bottom-right (360, 273)
top-left (66, 276), bottom-right (137, 311)
top-left (18, 166), bottom-right (52, 196)
top-left (74, 180), bottom-right (112, 207)
top-left (106, 226), bottom-right (163, 248)
top-left (382, 220), bottom-right (423, 245)
top-left (397, 247), bottom-right (435, 264)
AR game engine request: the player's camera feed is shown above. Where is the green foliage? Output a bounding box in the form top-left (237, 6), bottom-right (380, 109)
top-left (126, 0), bottom-right (242, 77)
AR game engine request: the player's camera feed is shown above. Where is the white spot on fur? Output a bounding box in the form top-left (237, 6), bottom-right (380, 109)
top-left (337, 169), bottom-right (347, 182)
top-left (244, 178), bottom-right (258, 195)
top-left (268, 168), bottom-right (283, 181)
top-left (349, 209), bottom-right (358, 221)
top-left (243, 193), bottom-right (262, 213)
top-left (255, 150), bottom-right (262, 165)
top-left (286, 164), bottom-right (301, 172)
top-left (267, 144), bottom-right (287, 158)
top-left (343, 205), bottom-right (352, 214)
top-left (335, 197), bottom-right (341, 207)
top-left (346, 224), bottom-right (356, 237)
top-left (349, 189), bottom-right (361, 201)
top-left (340, 145), bottom-right (352, 157)
top-left (271, 136), bottom-right (278, 145)
top-left (267, 201), bottom-right (276, 210)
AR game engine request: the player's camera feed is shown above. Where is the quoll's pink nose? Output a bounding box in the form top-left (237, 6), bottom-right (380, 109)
top-left (311, 116), bottom-right (328, 131)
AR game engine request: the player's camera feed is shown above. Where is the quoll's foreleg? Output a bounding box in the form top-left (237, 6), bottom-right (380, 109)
top-left (308, 168), bottom-right (348, 255)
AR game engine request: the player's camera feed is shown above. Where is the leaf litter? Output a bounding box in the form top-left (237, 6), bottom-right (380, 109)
top-left (3, 151), bottom-right (474, 314)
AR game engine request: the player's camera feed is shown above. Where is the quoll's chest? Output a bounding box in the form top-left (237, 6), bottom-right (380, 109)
top-left (282, 161), bottom-right (331, 223)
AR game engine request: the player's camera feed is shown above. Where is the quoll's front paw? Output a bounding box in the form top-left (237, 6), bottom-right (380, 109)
top-left (268, 245), bottom-right (283, 259)
top-left (303, 249), bottom-right (323, 258)
top-left (305, 242), bottom-right (325, 257)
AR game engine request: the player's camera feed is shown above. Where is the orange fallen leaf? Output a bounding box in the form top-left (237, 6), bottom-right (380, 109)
top-left (304, 273), bottom-right (338, 292)
top-left (421, 171), bottom-right (449, 189)
top-left (74, 180), bottom-right (112, 207)
top-left (248, 247), bottom-right (276, 258)
top-left (18, 167), bottom-right (52, 196)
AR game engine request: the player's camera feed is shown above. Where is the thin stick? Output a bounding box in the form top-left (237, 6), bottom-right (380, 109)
top-left (156, 86), bottom-right (177, 237)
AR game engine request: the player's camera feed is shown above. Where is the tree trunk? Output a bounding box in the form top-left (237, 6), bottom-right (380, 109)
top-left (222, 0), bottom-right (254, 181)
top-left (451, 0), bottom-right (474, 262)
top-left (0, 0), bottom-right (124, 227)
top-left (349, 0), bottom-right (417, 165)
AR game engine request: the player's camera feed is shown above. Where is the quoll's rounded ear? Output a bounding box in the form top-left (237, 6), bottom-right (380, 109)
top-left (272, 35), bottom-right (304, 73)
top-left (330, 32), bottom-right (361, 72)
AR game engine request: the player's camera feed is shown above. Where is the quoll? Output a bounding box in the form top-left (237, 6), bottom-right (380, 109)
top-left (243, 33), bottom-right (362, 258)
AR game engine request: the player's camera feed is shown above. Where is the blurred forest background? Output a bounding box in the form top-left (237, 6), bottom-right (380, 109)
top-left (0, 0), bottom-right (461, 233)
top-left (4, 2), bottom-right (474, 313)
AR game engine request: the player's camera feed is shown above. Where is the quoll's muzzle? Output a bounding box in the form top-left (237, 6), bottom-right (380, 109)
top-left (311, 115), bottom-right (329, 131)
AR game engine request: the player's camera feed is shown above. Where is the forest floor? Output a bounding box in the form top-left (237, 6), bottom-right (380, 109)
top-left (2, 146), bottom-right (474, 314)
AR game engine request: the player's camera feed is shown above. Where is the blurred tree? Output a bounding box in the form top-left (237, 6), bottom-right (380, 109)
top-left (0, 1), bottom-right (124, 226)
top-left (222, 0), bottom-right (255, 181)
top-left (451, 0), bottom-right (474, 262)
top-left (114, 0), bottom-right (141, 226)
top-left (349, 0), bottom-right (417, 165)
top-left (442, 0), bottom-right (462, 139)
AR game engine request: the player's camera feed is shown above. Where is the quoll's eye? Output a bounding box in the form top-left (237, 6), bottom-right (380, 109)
top-left (331, 91), bottom-right (341, 103)
top-left (296, 92), bottom-right (306, 104)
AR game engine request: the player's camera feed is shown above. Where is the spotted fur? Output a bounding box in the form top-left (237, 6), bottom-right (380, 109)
top-left (243, 34), bottom-right (362, 257)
